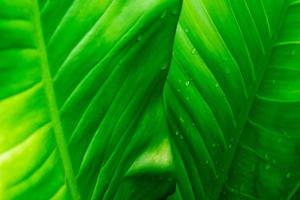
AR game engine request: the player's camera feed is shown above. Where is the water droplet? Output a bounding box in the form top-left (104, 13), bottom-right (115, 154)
top-left (171, 8), bottom-right (179, 15)
top-left (175, 131), bottom-right (179, 136)
top-left (184, 28), bottom-right (189, 33)
top-left (137, 35), bottom-right (142, 41)
top-left (212, 143), bottom-right (216, 147)
top-left (272, 159), bottom-right (276, 164)
top-left (161, 63), bottom-right (168, 70)
top-left (215, 84), bottom-right (219, 88)
top-left (185, 80), bottom-right (190, 86)
top-left (264, 153), bottom-right (269, 160)
top-left (179, 117), bottom-right (184, 123)
top-left (228, 144), bottom-right (232, 149)
top-left (265, 164), bottom-right (271, 170)
top-left (272, 80), bottom-right (276, 84)
top-left (160, 11), bottom-right (167, 19)
top-left (186, 96), bottom-right (190, 101)
top-left (191, 48), bottom-right (196, 54)
top-left (205, 160), bottom-right (209, 164)
top-left (286, 172), bottom-right (291, 178)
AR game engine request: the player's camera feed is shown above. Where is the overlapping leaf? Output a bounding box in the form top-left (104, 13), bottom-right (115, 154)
top-left (0, 0), bottom-right (181, 199)
top-left (1, 0), bottom-right (300, 199)
top-left (165, 0), bottom-right (300, 199)
top-left (223, 1), bottom-right (300, 199)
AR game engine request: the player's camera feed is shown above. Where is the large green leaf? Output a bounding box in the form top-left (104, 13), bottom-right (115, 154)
top-left (1, 0), bottom-right (300, 199)
top-left (0, 0), bottom-right (181, 199)
top-left (165, 0), bottom-right (300, 199)
top-left (223, 1), bottom-right (300, 199)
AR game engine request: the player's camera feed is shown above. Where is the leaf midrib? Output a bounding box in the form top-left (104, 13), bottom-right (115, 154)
top-left (33, 1), bottom-right (81, 199)
top-left (217, 2), bottom-right (290, 199)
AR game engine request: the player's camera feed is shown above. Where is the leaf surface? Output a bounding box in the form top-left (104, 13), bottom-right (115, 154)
top-left (0, 0), bottom-right (181, 199)
top-left (164, 0), bottom-right (300, 199)
top-left (223, 1), bottom-right (300, 199)
top-left (1, 0), bottom-right (300, 199)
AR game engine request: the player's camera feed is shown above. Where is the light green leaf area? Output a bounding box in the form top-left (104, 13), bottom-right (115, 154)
top-left (1, 0), bottom-right (300, 199)
top-left (0, 0), bottom-right (181, 199)
top-left (165, 0), bottom-right (300, 199)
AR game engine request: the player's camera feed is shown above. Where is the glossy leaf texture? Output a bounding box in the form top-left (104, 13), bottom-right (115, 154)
top-left (0, 0), bottom-right (181, 199)
top-left (164, 0), bottom-right (299, 199)
top-left (1, 0), bottom-right (300, 199)
top-left (223, 1), bottom-right (300, 199)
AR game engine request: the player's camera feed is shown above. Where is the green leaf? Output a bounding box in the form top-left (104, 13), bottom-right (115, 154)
top-left (2, 0), bottom-right (300, 199)
top-left (223, 2), bottom-right (300, 199)
top-left (0, 0), bottom-right (181, 199)
top-left (165, 0), bottom-right (300, 199)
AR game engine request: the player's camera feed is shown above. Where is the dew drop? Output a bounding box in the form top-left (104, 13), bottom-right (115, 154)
top-left (265, 164), bottom-right (271, 170)
top-left (161, 63), bottom-right (168, 70)
top-left (184, 28), bottom-right (189, 33)
top-left (185, 80), bottom-right (190, 86)
top-left (205, 160), bottom-right (209, 164)
top-left (175, 131), bottom-right (179, 136)
top-left (160, 11), bottom-right (167, 19)
top-left (179, 117), bottom-right (184, 123)
top-left (186, 96), bottom-right (190, 101)
top-left (171, 8), bottom-right (179, 15)
top-left (191, 48), bottom-right (196, 54)
top-left (286, 172), bottom-right (291, 179)
top-left (264, 153), bottom-right (269, 160)
top-left (137, 35), bottom-right (142, 41)
top-left (272, 80), bottom-right (276, 84)
top-left (212, 143), bottom-right (216, 147)
top-left (215, 83), bottom-right (219, 88)
top-left (228, 144), bottom-right (232, 149)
